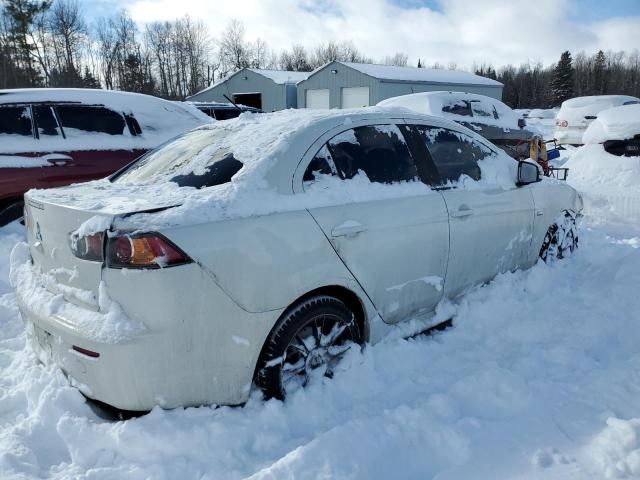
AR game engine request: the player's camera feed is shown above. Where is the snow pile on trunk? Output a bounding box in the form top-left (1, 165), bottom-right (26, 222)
top-left (9, 242), bottom-right (144, 343)
top-left (582, 104), bottom-right (640, 144)
top-left (565, 144), bottom-right (640, 222)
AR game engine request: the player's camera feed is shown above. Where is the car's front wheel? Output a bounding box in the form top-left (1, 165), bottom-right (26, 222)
top-left (256, 295), bottom-right (362, 400)
top-left (539, 211), bottom-right (579, 262)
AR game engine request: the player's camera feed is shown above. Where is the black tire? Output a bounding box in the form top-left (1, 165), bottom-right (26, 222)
top-left (539, 212), bottom-right (579, 262)
top-left (0, 201), bottom-right (24, 227)
top-left (256, 295), bottom-right (362, 400)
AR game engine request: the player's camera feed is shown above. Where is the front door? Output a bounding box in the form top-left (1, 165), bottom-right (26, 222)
top-left (404, 124), bottom-right (534, 297)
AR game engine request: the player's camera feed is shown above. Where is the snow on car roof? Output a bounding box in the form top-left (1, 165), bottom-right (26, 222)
top-left (378, 91), bottom-right (519, 130)
top-left (338, 62), bottom-right (503, 86)
top-left (28, 107), bottom-right (516, 230)
top-left (0, 88), bottom-right (211, 152)
top-left (560, 95), bottom-right (639, 108)
top-left (582, 104), bottom-right (640, 144)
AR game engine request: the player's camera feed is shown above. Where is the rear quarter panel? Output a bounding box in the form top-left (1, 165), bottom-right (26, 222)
top-left (160, 210), bottom-right (374, 315)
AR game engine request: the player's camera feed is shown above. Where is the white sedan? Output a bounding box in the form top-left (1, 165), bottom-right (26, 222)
top-left (12, 109), bottom-right (582, 410)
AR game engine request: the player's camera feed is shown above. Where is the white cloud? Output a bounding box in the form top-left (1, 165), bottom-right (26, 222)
top-left (123, 0), bottom-right (640, 69)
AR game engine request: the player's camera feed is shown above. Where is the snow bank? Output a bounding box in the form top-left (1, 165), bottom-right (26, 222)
top-left (565, 144), bottom-right (640, 222)
top-left (582, 104), bottom-right (640, 144)
top-left (3, 218), bottom-right (640, 478)
top-left (586, 417), bottom-right (640, 478)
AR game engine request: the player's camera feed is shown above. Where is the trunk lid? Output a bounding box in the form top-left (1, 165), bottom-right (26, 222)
top-left (24, 195), bottom-right (110, 309)
top-left (23, 182), bottom-right (182, 309)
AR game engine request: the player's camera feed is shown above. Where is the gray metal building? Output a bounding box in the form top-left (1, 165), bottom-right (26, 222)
top-left (188, 68), bottom-right (310, 111)
top-left (297, 61), bottom-right (504, 109)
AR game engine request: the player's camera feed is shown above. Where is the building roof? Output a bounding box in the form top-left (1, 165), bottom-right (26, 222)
top-left (188, 68), bottom-right (312, 99)
top-left (247, 69), bottom-right (311, 84)
top-left (335, 62), bottom-right (503, 87)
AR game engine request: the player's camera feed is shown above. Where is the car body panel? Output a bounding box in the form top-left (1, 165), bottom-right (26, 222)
top-left (441, 186), bottom-right (535, 297)
top-left (14, 109), bottom-right (582, 409)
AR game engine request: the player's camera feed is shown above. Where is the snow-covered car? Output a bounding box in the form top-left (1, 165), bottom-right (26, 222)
top-left (12, 109), bottom-right (582, 410)
top-left (377, 91), bottom-right (537, 159)
top-left (189, 101), bottom-right (262, 120)
top-left (554, 95), bottom-right (640, 146)
top-left (582, 103), bottom-right (640, 156)
top-left (0, 88), bottom-right (212, 225)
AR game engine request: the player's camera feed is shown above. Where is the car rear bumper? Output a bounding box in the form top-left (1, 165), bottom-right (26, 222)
top-left (15, 258), bottom-right (281, 410)
top-left (555, 128), bottom-right (585, 145)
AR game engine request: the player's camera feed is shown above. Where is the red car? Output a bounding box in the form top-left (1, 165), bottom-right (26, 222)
top-left (0, 88), bottom-right (211, 225)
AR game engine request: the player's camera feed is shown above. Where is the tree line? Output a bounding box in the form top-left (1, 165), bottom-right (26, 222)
top-left (2, 0), bottom-right (639, 107)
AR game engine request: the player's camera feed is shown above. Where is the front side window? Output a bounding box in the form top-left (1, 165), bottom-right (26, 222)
top-left (56, 105), bottom-right (126, 136)
top-left (0, 106), bottom-right (32, 136)
top-left (326, 125), bottom-right (418, 184)
top-left (416, 126), bottom-right (495, 184)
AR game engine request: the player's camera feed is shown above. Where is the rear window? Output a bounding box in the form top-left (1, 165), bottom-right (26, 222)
top-left (214, 108), bottom-right (241, 121)
top-left (442, 100), bottom-right (471, 117)
top-left (0, 106), bottom-right (32, 136)
top-left (56, 105), bottom-right (126, 136)
top-left (113, 128), bottom-right (243, 188)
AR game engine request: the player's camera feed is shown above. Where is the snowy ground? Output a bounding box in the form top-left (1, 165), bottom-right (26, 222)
top-left (2, 148), bottom-right (640, 479)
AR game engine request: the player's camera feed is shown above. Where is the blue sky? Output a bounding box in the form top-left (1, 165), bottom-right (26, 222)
top-left (78, 0), bottom-right (640, 68)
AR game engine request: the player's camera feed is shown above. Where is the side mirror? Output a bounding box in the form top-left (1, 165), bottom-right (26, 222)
top-left (517, 118), bottom-right (526, 129)
top-left (517, 161), bottom-right (541, 186)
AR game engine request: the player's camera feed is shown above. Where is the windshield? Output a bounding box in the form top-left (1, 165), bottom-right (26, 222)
top-left (113, 128), bottom-right (243, 188)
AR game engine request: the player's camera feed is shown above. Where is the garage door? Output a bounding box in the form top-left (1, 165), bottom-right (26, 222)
top-left (306, 89), bottom-right (330, 109)
top-left (342, 87), bottom-right (370, 109)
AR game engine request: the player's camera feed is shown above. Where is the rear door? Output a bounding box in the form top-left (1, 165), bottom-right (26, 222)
top-left (304, 123), bottom-right (450, 324)
top-left (407, 124), bottom-right (534, 297)
top-left (50, 104), bottom-right (145, 184)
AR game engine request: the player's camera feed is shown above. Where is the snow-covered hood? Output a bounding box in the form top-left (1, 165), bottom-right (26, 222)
top-left (582, 104), bottom-right (640, 144)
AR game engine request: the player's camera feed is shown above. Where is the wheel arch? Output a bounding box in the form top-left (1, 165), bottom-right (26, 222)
top-left (252, 284), bottom-right (370, 382)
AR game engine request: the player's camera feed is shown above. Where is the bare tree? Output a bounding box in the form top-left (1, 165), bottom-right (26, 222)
top-left (382, 52), bottom-right (408, 66)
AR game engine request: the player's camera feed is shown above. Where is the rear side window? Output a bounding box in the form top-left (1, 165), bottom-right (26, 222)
top-left (56, 105), bottom-right (126, 136)
top-left (303, 145), bottom-right (337, 183)
top-left (214, 108), bottom-right (241, 121)
top-left (415, 126), bottom-right (495, 183)
top-left (327, 125), bottom-right (418, 184)
top-left (33, 105), bottom-right (61, 137)
top-left (442, 101), bottom-right (471, 117)
top-left (0, 106), bottom-right (32, 136)
top-left (470, 101), bottom-right (493, 118)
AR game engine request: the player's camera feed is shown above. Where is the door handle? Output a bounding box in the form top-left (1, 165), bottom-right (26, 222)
top-left (331, 221), bottom-right (368, 238)
top-left (450, 205), bottom-right (474, 218)
top-left (43, 153), bottom-right (73, 166)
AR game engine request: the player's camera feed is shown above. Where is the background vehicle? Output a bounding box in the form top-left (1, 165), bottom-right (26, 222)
top-left (0, 88), bottom-right (211, 225)
top-left (582, 103), bottom-right (640, 156)
top-left (189, 101), bottom-right (262, 120)
top-left (554, 95), bottom-right (640, 145)
top-left (14, 109), bottom-right (582, 411)
top-left (377, 91), bottom-right (537, 159)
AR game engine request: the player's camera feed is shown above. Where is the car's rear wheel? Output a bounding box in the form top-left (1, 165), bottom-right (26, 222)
top-left (0, 200), bottom-right (24, 227)
top-left (256, 295), bottom-right (362, 400)
top-left (539, 212), bottom-right (579, 262)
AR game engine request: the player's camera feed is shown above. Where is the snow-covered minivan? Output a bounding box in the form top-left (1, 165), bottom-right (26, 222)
top-left (13, 108), bottom-right (582, 410)
top-left (0, 89), bottom-right (211, 225)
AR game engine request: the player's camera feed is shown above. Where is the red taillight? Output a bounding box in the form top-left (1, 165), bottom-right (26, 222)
top-left (106, 233), bottom-right (191, 269)
top-left (69, 232), bottom-right (105, 261)
top-left (72, 345), bottom-right (100, 358)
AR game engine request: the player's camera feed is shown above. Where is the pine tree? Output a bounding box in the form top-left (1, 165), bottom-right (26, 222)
top-left (550, 51), bottom-right (574, 105)
top-left (3, 0), bottom-right (52, 86)
top-left (417, 58), bottom-right (423, 68)
top-left (593, 50), bottom-right (607, 95)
